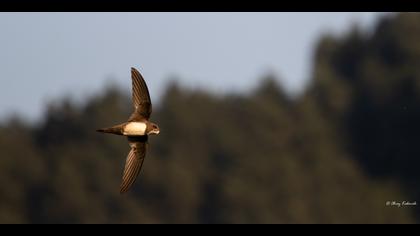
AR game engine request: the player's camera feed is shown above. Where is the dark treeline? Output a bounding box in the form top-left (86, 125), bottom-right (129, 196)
top-left (0, 13), bottom-right (419, 223)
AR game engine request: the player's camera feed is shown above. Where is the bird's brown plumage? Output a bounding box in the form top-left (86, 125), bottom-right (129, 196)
top-left (119, 68), bottom-right (153, 193)
top-left (120, 139), bottom-right (147, 193)
top-left (128, 67), bottom-right (152, 122)
top-left (97, 67), bottom-right (158, 194)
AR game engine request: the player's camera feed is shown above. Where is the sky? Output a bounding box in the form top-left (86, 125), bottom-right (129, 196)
top-left (0, 12), bottom-right (392, 122)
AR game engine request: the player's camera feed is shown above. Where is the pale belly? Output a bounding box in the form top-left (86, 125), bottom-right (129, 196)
top-left (123, 122), bottom-right (147, 136)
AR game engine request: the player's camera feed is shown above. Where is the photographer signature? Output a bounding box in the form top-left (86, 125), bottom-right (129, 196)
top-left (386, 201), bottom-right (417, 207)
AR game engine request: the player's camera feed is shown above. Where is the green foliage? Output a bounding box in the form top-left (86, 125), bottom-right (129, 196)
top-left (0, 13), bottom-right (418, 223)
top-left (308, 13), bottom-right (420, 220)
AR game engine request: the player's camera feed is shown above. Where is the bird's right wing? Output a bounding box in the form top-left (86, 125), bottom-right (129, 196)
top-left (120, 140), bottom-right (147, 193)
top-left (129, 67), bottom-right (152, 121)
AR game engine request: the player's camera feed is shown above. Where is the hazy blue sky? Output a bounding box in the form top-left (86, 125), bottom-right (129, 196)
top-left (0, 12), bottom-right (392, 122)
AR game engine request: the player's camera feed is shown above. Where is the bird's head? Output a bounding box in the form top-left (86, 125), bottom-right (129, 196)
top-left (147, 122), bottom-right (160, 135)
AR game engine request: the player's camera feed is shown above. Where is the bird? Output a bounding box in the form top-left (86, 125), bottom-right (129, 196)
top-left (97, 67), bottom-right (160, 194)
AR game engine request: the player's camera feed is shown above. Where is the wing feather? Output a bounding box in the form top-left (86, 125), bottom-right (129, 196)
top-left (129, 67), bottom-right (152, 121)
top-left (120, 141), bottom-right (147, 193)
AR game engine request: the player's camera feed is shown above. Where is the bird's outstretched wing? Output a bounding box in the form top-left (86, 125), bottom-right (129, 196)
top-left (128, 67), bottom-right (152, 121)
top-left (120, 139), bottom-right (147, 193)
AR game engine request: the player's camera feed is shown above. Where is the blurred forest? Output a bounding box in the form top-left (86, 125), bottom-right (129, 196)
top-left (1, 13), bottom-right (419, 223)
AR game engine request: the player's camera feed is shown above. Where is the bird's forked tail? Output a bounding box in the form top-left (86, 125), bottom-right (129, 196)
top-left (96, 124), bottom-right (124, 135)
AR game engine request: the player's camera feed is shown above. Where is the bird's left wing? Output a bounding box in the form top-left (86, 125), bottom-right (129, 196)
top-left (128, 67), bottom-right (152, 121)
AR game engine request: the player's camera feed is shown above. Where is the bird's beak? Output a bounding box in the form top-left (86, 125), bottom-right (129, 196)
top-left (148, 129), bottom-right (160, 135)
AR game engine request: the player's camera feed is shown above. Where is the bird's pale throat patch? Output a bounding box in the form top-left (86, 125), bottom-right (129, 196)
top-left (123, 122), bottom-right (147, 136)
